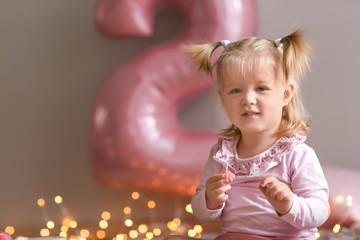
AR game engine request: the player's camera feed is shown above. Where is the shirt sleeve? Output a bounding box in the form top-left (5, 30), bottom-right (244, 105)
top-left (280, 145), bottom-right (330, 229)
top-left (191, 143), bottom-right (224, 222)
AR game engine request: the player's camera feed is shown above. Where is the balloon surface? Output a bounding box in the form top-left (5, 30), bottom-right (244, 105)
top-left (322, 166), bottom-right (360, 228)
top-left (91, 0), bottom-right (257, 196)
top-left (0, 233), bottom-right (12, 240)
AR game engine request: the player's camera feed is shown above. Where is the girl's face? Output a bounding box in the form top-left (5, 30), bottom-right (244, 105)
top-left (219, 62), bottom-right (293, 137)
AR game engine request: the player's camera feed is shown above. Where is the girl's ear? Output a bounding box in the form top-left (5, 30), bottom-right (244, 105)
top-left (283, 83), bottom-right (294, 106)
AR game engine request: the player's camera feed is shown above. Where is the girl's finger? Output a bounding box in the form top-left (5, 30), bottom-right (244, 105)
top-left (214, 193), bottom-right (229, 205)
top-left (211, 184), bottom-right (231, 197)
top-left (207, 173), bottom-right (227, 184)
top-left (260, 176), bottom-right (278, 187)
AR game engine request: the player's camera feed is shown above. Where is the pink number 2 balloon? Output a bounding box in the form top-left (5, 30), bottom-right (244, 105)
top-left (91, 0), bottom-right (257, 196)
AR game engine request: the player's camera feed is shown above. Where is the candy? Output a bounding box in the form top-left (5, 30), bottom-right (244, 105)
top-left (224, 170), bottom-right (235, 180)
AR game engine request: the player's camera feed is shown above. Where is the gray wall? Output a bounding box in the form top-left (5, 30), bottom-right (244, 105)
top-left (1, 0), bottom-right (359, 236)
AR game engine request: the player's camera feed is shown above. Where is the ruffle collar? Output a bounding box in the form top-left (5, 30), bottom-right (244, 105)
top-left (213, 134), bottom-right (306, 177)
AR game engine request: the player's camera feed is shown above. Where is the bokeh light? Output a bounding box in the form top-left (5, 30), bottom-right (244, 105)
top-left (61, 226), bottom-right (68, 233)
top-left (124, 206), bottom-right (131, 214)
top-left (188, 229), bottom-right (196, 237)
top-left (147, 200), bottom-right (156, 209)
top-left (185, 204), bottom-right (193, 214)
top-left (131, 192), bottom-right (140, 200)
top-left (54, 195), bottom-right (63, 204)
top-left (347, 195), bottom-right (353, 207)
top-left (146, 232), bottom-right (154, 239)
top-left (138, 224), bottom-right (148, 233)
top-left (37, 198), bottom-right (45, 207)
top-left (116, 234), bottom-right (128, 240)
top-left (69, 220), bottom-right (77, 228)
top-left (194, 225), bottom-right (202, 233)
top-left (80, 229), bottom-right (90, 238)
top-left (97, 230), bottom-right (106, 239)
top-left (333, 224), bottom-right (341, 233)
top-left (125, 219), bottom-right (133, 227)
top-left (153, 228), bottom-right (161, 236)
top-left (62, 219), bottom-right (71, 227)
top-left (129, 230), bottom-right (138, 239)
top-left (47, 221), bottom-right (55, 229)
top-left (5, 226), bottom-right (15, 235)
top-left (99, 219), bottom-right (108, 229)
top-left (40, 229), bottom-right (50, 237)
top-left (102, 211), bottom-right (111, 220)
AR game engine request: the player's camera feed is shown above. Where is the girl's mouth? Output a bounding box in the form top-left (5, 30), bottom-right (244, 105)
top-left (242, 112), bottom-right (260, 117)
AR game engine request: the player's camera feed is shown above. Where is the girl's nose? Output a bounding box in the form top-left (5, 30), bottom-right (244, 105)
top-left (242, 90), bottom-right (256, 105)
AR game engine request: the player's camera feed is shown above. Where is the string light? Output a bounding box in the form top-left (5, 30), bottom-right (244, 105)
top-left (153, 228), bottom-right (161, 236)
top-left (46, 221), bottom-right (55, 229)
top-left (116, 234), bottom-right (128, 240)
top-left (131, 192), bottom-right (140, 200)
top-left (54, 196), bottom-right (63, 204)
top-left (37, 198), bottom-right (45, 207)
top-left (125, 219), bottom-right (133, 227)
top-left (69, 220), bottom-right (78, 228)
top-left (40, 229), bottom-right (50, 237)
top-left (80, 229), bottom-right (90, 238)
top-left (35, 194), bottom-right (163, 239)
top-left (30, 192), bottom-right (359, 240)
top-left (145, 232), bottom-right (154, 239)
top-left (5, 226), bottom-right (15, 235)
top-left (172, 218), bottom-right (181, 226)
top-left (124, 206), bottom-right (131, 214)
top-left (99, 219), bottom-right (108, 229)
top-left (63, 219), bottom-right (71, 227)
top-left (347, 195), bottom-right (353, 207)
top-left (129, 230), bottom-right (139, 239)
top-left (335, 195), bottom-right (345, 203)
top-left (167, 221), bottom-right (178, 232)
top-left (30, 194), bottom-right (212, 240)
top-left (194, 225), bottom-right (202, 234)
top-left (138, 224), bottom-right (148, 233)
top-left (102, 211), bottom-right (111, 220)
top-left (185, 204), bottom-right (193, 214)
top-left (96, 230), bottom-right (106, 239)
top-left (333, 224), bottom-right (341, 233)
top-left (187, 229), bottom-right (196, 237)
top-left (147, 200), bottom-right (156, 209)
top-left (60, 225), bottom-right (68, 233)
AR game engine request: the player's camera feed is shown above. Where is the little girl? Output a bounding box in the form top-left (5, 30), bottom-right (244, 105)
top-left (167, 30), bottom-right (330, 240)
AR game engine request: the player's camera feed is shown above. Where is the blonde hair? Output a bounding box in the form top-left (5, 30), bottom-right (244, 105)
top-left (184, 29), bottom-right (311, 138)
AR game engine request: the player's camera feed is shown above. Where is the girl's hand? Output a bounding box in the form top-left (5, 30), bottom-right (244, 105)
top-left (259, 176), bottom-right (293, 215)
top-left (205, 173), bottom-right (232, 210)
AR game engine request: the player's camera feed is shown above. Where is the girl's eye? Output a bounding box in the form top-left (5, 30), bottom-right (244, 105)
top-left (230, 88), bottom-right (241, 94)
top-left (257, 86), bottom-right (267, 92)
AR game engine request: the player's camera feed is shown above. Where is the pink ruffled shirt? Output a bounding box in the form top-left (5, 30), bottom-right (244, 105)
top-left (191, 135), bottom-right (330, 239)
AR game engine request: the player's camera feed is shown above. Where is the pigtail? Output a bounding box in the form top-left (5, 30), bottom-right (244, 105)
top-left (183, 42), bottom-right (222, 75)
top-left (278, 29), bottom-right (311, 81)
top-left (276, 29), bottom-right (312, 137)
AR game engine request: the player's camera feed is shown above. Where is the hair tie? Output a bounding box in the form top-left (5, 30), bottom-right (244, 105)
top-left (221, 40), bottom-right (230, 47)
top-left (274, 38), bottom-right (283, 48)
